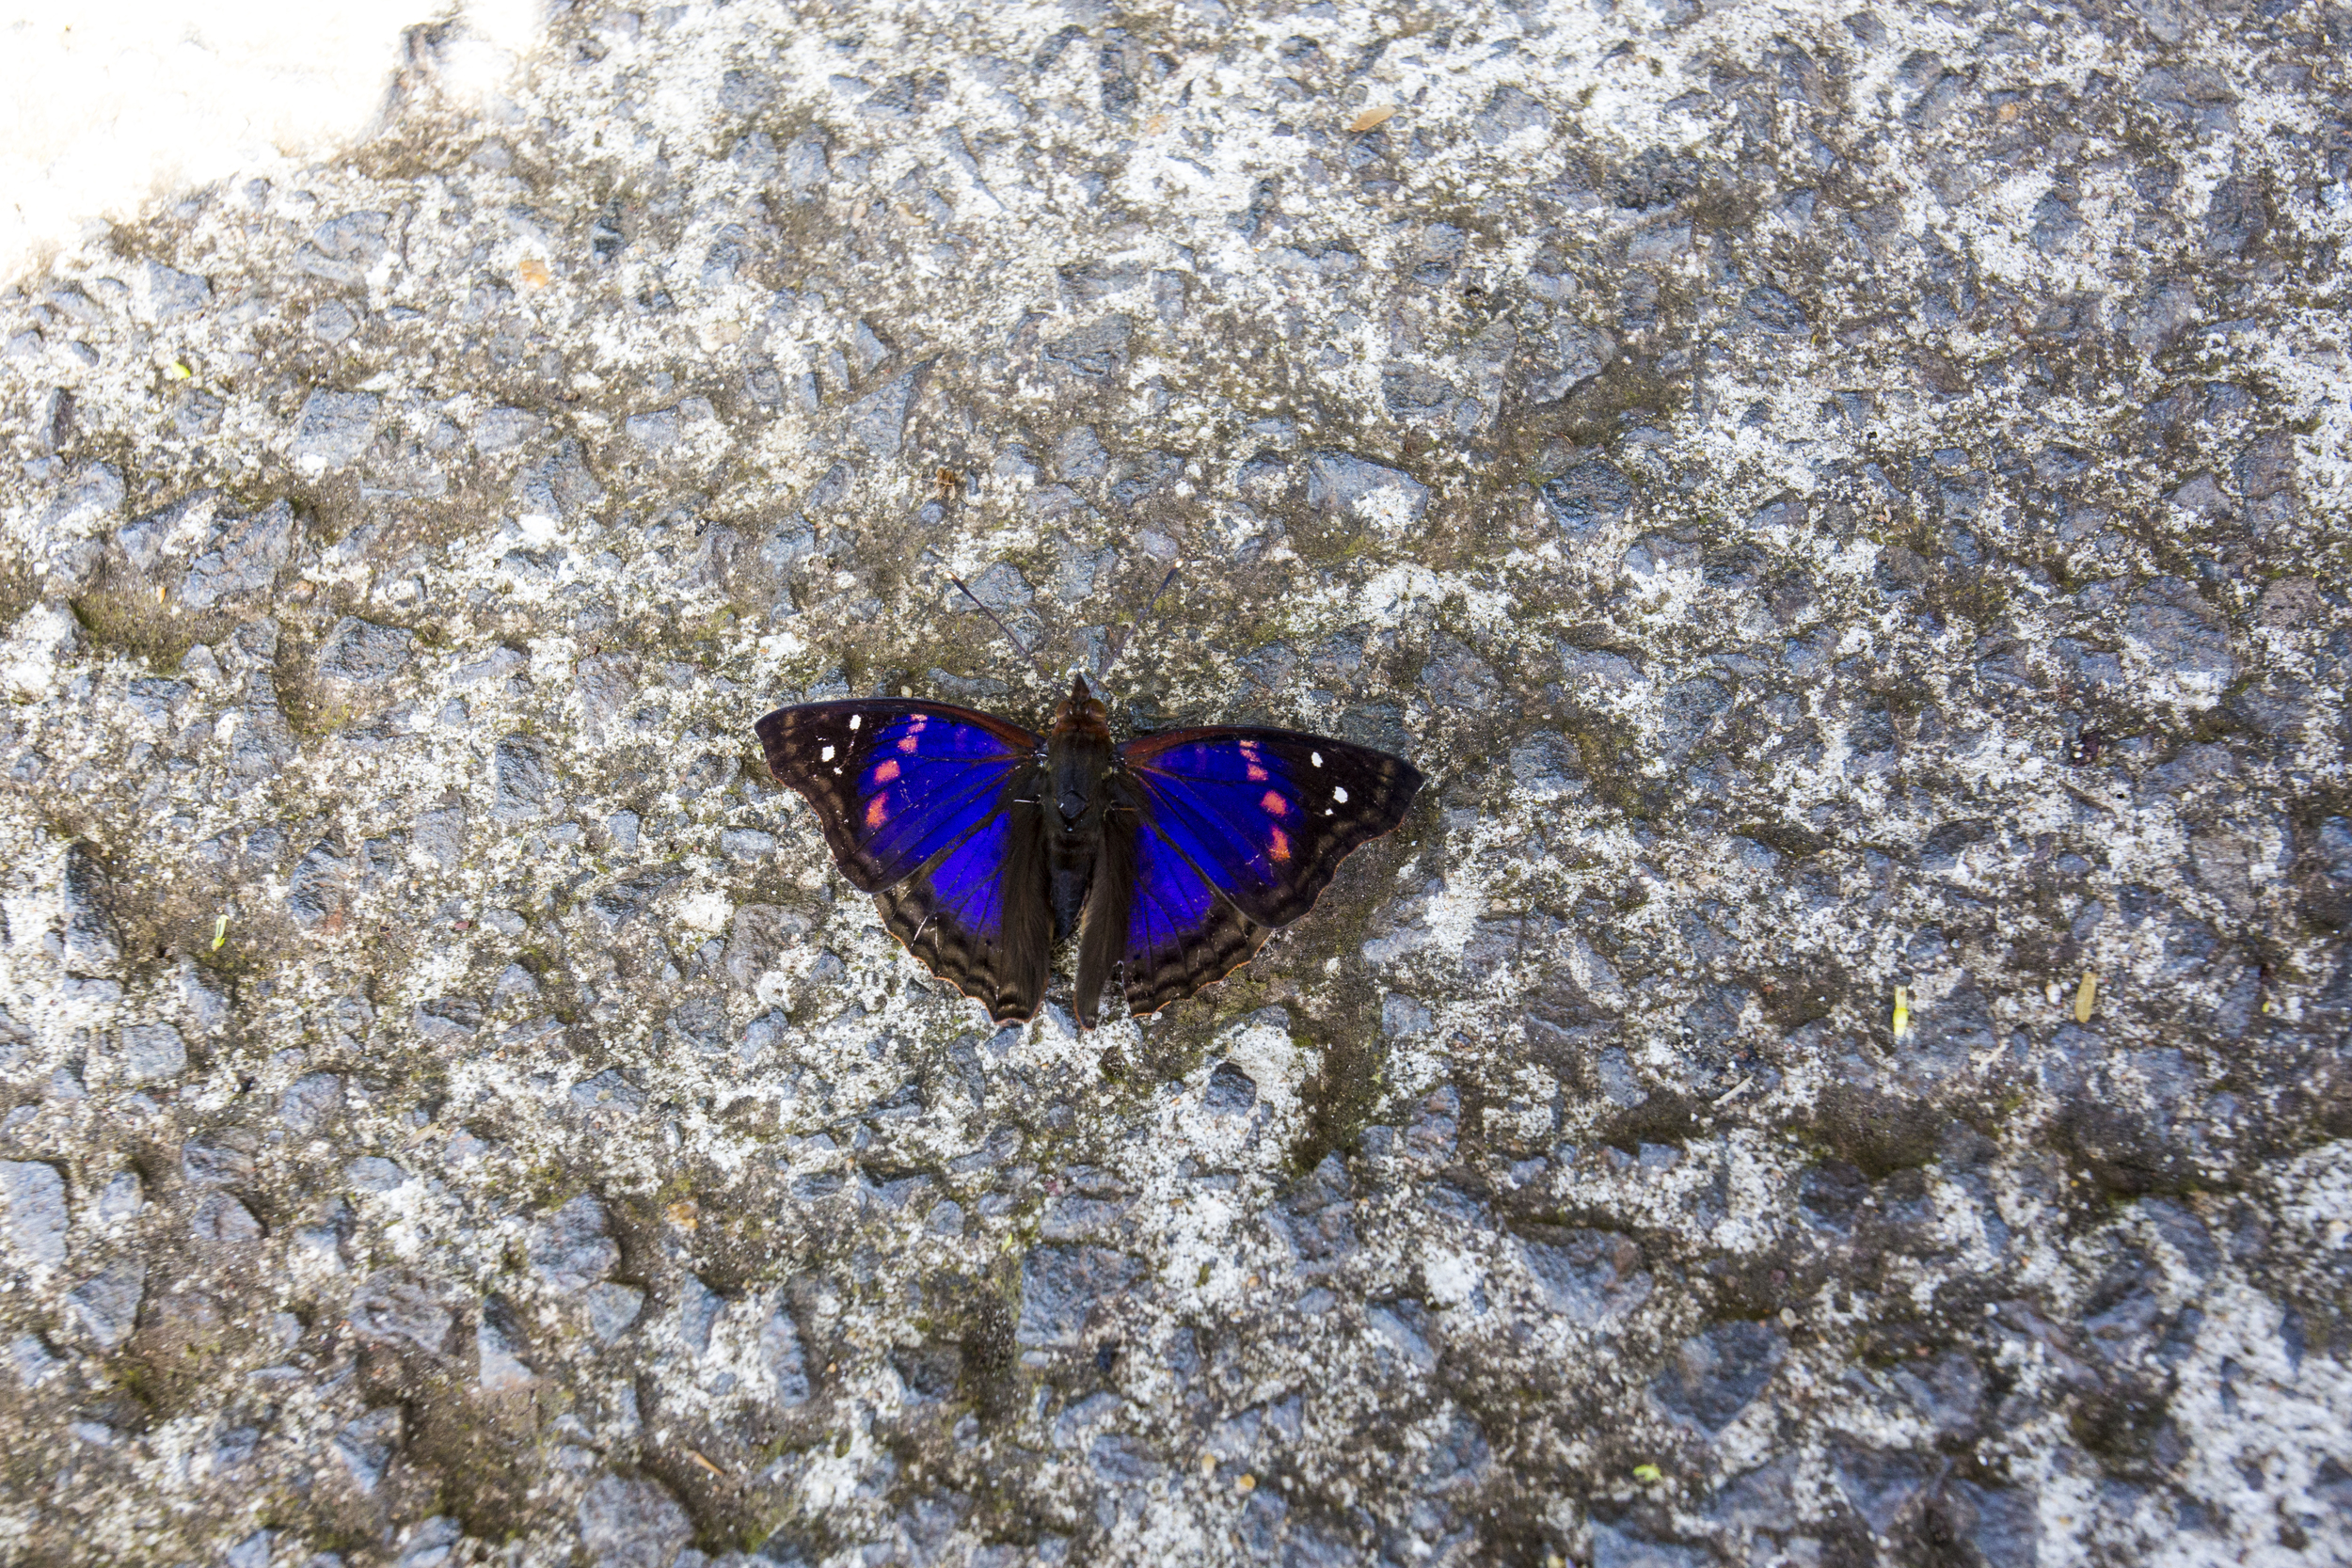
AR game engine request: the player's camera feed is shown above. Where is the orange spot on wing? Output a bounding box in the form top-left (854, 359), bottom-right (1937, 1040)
top-left (898, 735), bottom-right (919, 753)
top-left (865, 796), bottom-right (889, 831)
top-left (1246, 765), bottom-right (1268, 783)
top-left (1261, 789), bottom-right (1287, 816)
top-left (873, 759), bottom-right (900, 783)
top-left (1268, 825), bottom-right (1291, 863)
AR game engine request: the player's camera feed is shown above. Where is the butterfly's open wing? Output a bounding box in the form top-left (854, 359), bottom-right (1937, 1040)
top-left (1113, 727), bottom-right (1422, 1015)
top-left (755, 701), bottom-right (1050, 1022)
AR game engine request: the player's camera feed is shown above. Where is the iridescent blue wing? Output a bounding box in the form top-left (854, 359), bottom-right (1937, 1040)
top-left (1111, 727), bottom-right (1422, 1015)
top-left (755, 701), bottom-right (1050, 1022)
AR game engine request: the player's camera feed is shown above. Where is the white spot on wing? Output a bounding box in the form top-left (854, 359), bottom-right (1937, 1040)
top-left (849, 714), bottom-right (861, 731)
top-left (1333, 785), bottom-right (1350, 803)
top-left (820, 745), bottom-right (835, 762)
top-left (1311, 751), bottom-right (1324, 768)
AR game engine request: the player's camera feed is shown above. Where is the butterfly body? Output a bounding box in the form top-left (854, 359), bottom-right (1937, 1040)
top-left (755, 674), bottom-right (1422, 1027)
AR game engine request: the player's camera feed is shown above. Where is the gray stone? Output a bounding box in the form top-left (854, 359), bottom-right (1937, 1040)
top-left (1588, 1523), bottom-right (1707, 1568)
top-left (2126, 578), bottom-right (2234, 685)
top-left (181, 1141), bottom-right (254, 1188)
top-left (333, 1407), bottom-right (400, 1492)
top-left (1830, 1440), bottom-right (1935, 1534)
top-left (761, 1307), bottom-right (812, 1403)
top-left (180, 499), bottom-right (295, 608)
top-left (582, 1282), bottom-right (644, 1342)
top-left (1518, 1228), bottom-right (1651, 1325)
top-left (492, 733), bottom-right (557, 819)
top-left (1044, 315), bottom-right (1131, 377)
top-left (411, 805), bottom-right (468, 870)
top-left (847, 371), bottom-right (916, 458)
top-left (279, 1072), bottom-right (344, 1132)
top-left (292, 391), bottom-right (381, 467)
top-left (9, 1332), bottom-right (61, 1387)
top-left (577, 1474), bottom-right (693, 1568)
top-left (529, 1195), bottom-right (619, 1292)
top-left (1304, 451), bottom-right (1429, 533)
top-left (783, 130), bottom-right (831, 191)
top-left (306, 299), bottom-right (358, 342)
top-left (316, 617), bottom-right (414, 689)
top-left (1541, 460), bottom-right (1633, 536)
top-left (516, 436), bottom-right (605, 518)
top-left (1052, 426), bottom-right (1110, 482)
top-left (576, 653), bottom-right (639, 742)
top-left (1017, 1245), bottom-right (1142, 1348)
top-left (664, 997), bottom-right (728, 1056)
top-left (718, 828), bottom-right (775, 862)
top-left (119, 1022), bottom-right (187, 1083)
top-left (286, 841), bottom-right (351, 930)
top-left (0, 1162), bottom-right (68, 1267)
top-left (345, 1156), bottom-right (409, 1193)
top-left (188, 1192), bottom-right (263, 1247)
top-left (67, 1260), bottom-right (144, 1350)
top-left (349, 1269), bottom-right (453, 1352)
top-left (60, 844), bottom-right (120, 976)
top-left (95, 1170), bottom-right (142, 1221)
top-left (477, 1302), bottom-right (534, 1391)
top-left (1203, 1061), bottom-right (1257, 1114)
top-left (393, 1517), bottom-right (462, 1568)
top-left (134, 261), bottom-right (211, 321)
top-left (626, 408), bottom-right (679, 451)
top-left (39, 461), bottom-right (123, 534)
top-left (412, 996), bottom-right (482, 1045)
top-left (472, 406), bottom-right (541, 451)
top-left (300, 211), bottom-right (389, 283)
top-left (1652, 1320), bottom-right (1786, 1433)
top-left (570, 1069), bottom-right (646, 1113)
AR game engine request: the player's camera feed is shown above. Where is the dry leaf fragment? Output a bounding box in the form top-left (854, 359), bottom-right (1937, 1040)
top-left (1349, 105), bottom-right (1397, 133)
top-left (517, 256), bottom-right (551, 289)
top-left (2074, 973), bottom-right (2098, 1023)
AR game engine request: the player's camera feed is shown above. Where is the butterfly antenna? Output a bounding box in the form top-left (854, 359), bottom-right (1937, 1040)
top-left (1104, 566), bottom-right (1181, 678)
top-left (949, 574), bottom-right (1053, 678)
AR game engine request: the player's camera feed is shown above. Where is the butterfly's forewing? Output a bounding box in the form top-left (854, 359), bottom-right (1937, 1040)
top-left (1114, 727), bottom-right (1422, 1014)
top-left (755, 701), bottom-right (1051, 1022)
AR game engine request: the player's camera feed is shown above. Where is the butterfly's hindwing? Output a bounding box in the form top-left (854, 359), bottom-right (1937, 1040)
top-left (755, 700), bottom-right (1052, 1022)
top-left (1118, 808), bottom-right (1272, 1017)
top-left (874, 790), bottom-right (1053, 1023)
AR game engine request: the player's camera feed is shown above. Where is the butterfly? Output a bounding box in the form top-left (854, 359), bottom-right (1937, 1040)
top-left (754, 673), bottom-right (1422, 1027)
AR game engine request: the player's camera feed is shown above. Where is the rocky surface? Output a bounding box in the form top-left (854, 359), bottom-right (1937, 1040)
top-left (2, 0), bottom-right (2350, 1563)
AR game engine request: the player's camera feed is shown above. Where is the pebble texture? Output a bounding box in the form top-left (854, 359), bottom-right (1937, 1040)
top-left (1, 1), bottom-right (2349, 1564)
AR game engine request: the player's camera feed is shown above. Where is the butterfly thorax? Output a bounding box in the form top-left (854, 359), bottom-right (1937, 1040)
top-left (1042, 677), bottom-right (1118, 935)
top-left (1044, 673), bottom-right (1116, 826)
